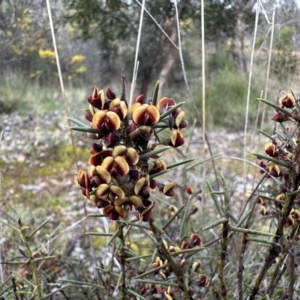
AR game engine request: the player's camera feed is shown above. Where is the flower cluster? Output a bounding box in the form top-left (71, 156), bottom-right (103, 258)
top-left (76, 85), bottom-right (188, 221)
top-left (257, 91), bottom-right (300, 226)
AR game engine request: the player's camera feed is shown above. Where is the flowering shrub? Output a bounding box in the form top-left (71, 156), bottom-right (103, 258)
top-left (74, 83), bottom-right (187, 222)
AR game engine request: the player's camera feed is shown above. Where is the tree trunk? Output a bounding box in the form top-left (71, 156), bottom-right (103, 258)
top-left (231, 11), bottom-right (247, 73)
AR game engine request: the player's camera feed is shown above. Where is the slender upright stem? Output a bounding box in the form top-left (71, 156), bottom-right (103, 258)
top-left (117, 221), bottom-right (126, 299)
top-left (46, 0), bottom-right (78, 170)
top-left (260, 9), bottom-right (275, 133)
top-left (129, 0), bottom-right (145, 107)
top-left (149, 219), bottom-right (191, 299)
top-left (218, 174), bottom-right (230, 300)
top-left (18, 219), bottom-right (42, 300)
top-left (243, 0), bottom-right (260, 191)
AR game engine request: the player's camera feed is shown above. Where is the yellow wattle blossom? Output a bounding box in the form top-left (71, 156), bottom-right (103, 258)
top-left (38, 49), bottom-right (56, 61)
top-left (75, 66), bottom-right (86, 73)
top-left (71, 54), bottom-right (85, 64)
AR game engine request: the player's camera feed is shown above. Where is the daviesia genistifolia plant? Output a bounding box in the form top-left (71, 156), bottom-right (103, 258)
top-left (74, 81), bottom-right (187, 221)
top-left (70, 79), bottom-right (207, 299)
top-left (248, 92), bottom-right (300, 299)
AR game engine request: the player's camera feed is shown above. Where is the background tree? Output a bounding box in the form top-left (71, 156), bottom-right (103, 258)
top-left (63, 0), bottom-right (198, 97)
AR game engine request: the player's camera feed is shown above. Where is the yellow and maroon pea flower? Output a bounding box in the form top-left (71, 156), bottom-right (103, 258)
top-left (81, 187), bottom-right (91, 199)
top-left (152, 256), bottom-right (164, 269)
top-left (192, 260), bottom-right (202, 272)
top-left (169, 129), bottom-right (185, 147)
top-left (149, 159), bottom-right (167, 175)
top-left (180, 241), bottom-right (188, 250)
top-left (158, 181), bottom-right (176, 197)
top-left (87, 87), bottom-right (105, 110)
top-left (101, 155), bottom-right (130, 177)
top-left (129, 125), bottom-right (154, 142)
top-left (267, 162), bottom-right (281, 177)
top-left (257, 160), bottom-right (267, 174)
top-left (90, 143), bottom-right (103, 155)
top-left (271, 110), bottom-right (289, 122)
top-left (128, 168), bottom-right (141, 181)
top-left (92, 110), bottom-right (121, 132)
top-left (132, 104), bottom-right (160, 126)
top-left (156, 97), bottom-right (176, 114)
top-left (96, 184), bottom-right (125, 201)
top-left (173, 111), bottom-right (188, 129)
top-left (89, 165), bottom-right (111, 186)
top-left (257, 196), bottom-right (266, 206)
top-left (290, 209), bottom-right (300, 220)
top-left (89, 193), bottom-right (111, 208)
top-left (137, 199), bottom-right (155, 222)
top-left (128, 94), bottom-right (144, 114)
top-left (103, 204), bottom-right (126, 220)
top-left (77, 169), bottom-right (91, 188)
top-left (112, 145), bottom-right (139, 166)
top-left (109, 98), bottom-right (128, 120)
top-left (264, 142), bottom-right (276, 157)
top-left (88, 149), bottom-right (113, 166)
top-left (285, 215), bottom-right (295, 227)
top-left (260, 206), bottom-right (268, 215)
top-left (279, 93), bottom-right (295, 108)
top-left (85, 105), bottom-right (96, 122)
top-left (197, 274), bottom-right (209, 288)
top-left (190, 233), bottom-right (202, 247)
top-left (104, 131), bottom-right (121, 147)
top-left (114, 195), bottom-right (142, 209)
top-left (134, 176), bottom-right (150, 198)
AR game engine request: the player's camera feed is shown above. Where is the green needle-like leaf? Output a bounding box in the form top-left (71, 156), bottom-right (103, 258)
top-left (257, 130), bottom-right (275, 141)
top-left (188, 154), bottom-right (221, 169)
top-left (207, 181), bottom-right (223, 217)
top-left (258, 98), bottom-right (293, 117)
top-left (28, 217), bottom-right (52, 239)
top-left (139, 146), bottom-right (170, 160)
top-left (85, 232), bottom-right (113, 236)
top-left (152, 80), bottom-right (160, 107)
top-left (162, 205), bottom-right (185, 230)
top-left (159, 102), bottom-right (185, 120)
top-left (252, 153), bottom-right (291, 169)
top-left (229, 225), bottom-right (277, 237)
top-left (280, 123), bottom-right (296, 148)
top-left (70, 126), bottom-right (104, 134)
top-left (149, 169), bottom-right (169, 179)
top-left (202, 217), bottom-right (228, 231)
top-left (68, 117), bottom-right (90, 128)
top-left (128, 289), bottom-right (148, 300)
top-left (167, 158), bottom-right (196, 169)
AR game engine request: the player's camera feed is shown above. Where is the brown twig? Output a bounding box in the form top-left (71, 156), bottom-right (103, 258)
top-left (218, 174), bottom-right (230, 300)
top-left (249, 174), bottom-right (299, 299)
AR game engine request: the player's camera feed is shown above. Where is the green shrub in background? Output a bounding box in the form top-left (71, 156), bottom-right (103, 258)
top-left (271, 26), bottom-right (299, 80)
top-left (192, 68), bottom-right (259, 130)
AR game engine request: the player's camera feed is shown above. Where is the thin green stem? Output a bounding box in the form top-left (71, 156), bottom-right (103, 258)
top-left (18, 219), bottom-right (42, 299)
top-left (117, 221), bottom-right (126, 299)
top-left (149, 219), bottom-right (191, 299)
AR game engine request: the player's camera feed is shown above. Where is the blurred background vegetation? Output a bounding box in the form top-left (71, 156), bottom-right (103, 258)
top-left (0, 0), bottom-right (299, 129)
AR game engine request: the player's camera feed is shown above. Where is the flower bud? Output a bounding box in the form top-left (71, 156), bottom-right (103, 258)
top-left (106, 87), bottom-right (116, 100)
